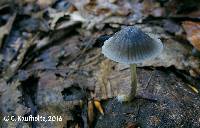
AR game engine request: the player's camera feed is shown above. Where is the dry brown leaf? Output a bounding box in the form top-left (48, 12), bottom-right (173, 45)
top-left (182, 21), bottom-right (200, 51)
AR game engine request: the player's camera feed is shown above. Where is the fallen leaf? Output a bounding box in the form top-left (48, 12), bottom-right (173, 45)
top-left (0, 80), bottom-right (24, 116)
top-left (94, 99), bottom-right (104, 115)
top-left (165, 0), bottom-right (200, 18)
top-left (0, 13), bottom-right (16, 48)
top-left (88, 100), bottom-right (94, 127)
top-left (0, 0), bottom-right (12, 7)
top-left (69, 0), bottom-right (132, 29)
top-left (141, 38), bottom-right (200, 76)
top-left (126, 122), bottom-right (138, 128)
top-left (37, 0), bottom-right (56, 8)
top-left (182, 21), bottom-right (200, 51)
top-left (188, 84), bottom-right (199, 93)
top-left (2, 34), bottom-right (38, 80)
top-left (19, 18), bottom-right (49, 32)
top-left (96, 59), bottom-right (113, 99)
top-left (163, 20), bottom-right (182, 34)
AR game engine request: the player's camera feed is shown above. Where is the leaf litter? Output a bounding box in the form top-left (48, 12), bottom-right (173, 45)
top-left (0, 0), bottom-right (200, 127)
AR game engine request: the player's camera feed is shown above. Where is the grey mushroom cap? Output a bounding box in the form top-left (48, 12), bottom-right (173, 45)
top-left (102, 26), bottom-right (163, 64)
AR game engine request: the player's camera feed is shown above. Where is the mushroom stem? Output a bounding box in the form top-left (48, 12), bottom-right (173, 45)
top-left (130, 64), bottom-right (137, 100)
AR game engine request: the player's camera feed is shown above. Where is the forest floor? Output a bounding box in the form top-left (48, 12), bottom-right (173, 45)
top-left (0, 0), bottom-right (200, 128)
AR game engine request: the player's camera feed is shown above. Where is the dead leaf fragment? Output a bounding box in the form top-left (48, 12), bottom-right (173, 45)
top-left (188, 85), bottom-right (199, 93)
top-left (0, 80), bottom-right (22, 115)
top-left (182, 21), bottom-right (200, 51)
top-left (37, 0), bottom-right (55, 8)
top-left (164, 20), bottom-right (182, 34)
top-left (88, 100), bottom-right (94, 127)
top-left (0, 13), bottom-right (16, 48)
top-left (126, 122), bottom-right (138, 128)
top-left (2, 34), bottom-right (38, 80)
top-left (96, 59), bottom-right (113, 99)
top-left (94, 100), bottom-right (104, 115)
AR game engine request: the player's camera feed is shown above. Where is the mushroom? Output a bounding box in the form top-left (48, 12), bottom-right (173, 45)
top-left (102, 26), bottom-right (163, 101)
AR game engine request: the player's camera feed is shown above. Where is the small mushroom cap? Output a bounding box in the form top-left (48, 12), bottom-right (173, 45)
top-left (102, 26), bottom-right (163, 64)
